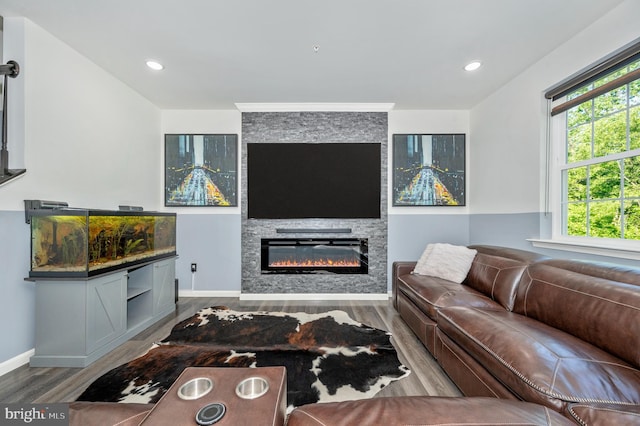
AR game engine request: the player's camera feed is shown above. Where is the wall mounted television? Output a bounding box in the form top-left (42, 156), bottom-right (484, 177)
top-left (247, 143), bottom-right (381, 219)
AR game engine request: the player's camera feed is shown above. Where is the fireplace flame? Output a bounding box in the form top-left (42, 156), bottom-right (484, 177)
top-left (269, 258), bottom-right (360, 268)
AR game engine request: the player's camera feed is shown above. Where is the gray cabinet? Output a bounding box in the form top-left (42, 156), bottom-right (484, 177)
top-left (87, 272), bottom-right (127, 354)
top-left (30, 257), bottom-right (176, 367)
top-left (152, 258), bottom-right (176, 315)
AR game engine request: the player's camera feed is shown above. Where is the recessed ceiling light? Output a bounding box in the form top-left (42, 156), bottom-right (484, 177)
top-left (146, 60), bottom-right (164, 71)
top-left (464, 61), bottom-right (482, 72)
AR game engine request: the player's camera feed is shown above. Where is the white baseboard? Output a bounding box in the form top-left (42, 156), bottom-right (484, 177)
top-left (240, 293), bottom-right (390, 301)
top-left (0, 349), bottom-right (33, 377)
top-left (178, 290), bottom-right (391, 301)
top-left (179, 290), bottom-right (242, 298)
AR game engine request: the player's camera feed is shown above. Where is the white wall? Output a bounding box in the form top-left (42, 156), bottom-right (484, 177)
top-left (1, 17), bottom-right (25, 173)
top-left (161, 109), bottom-right (241, 212)
top-left (162, 110), bottom-right (242, 293)
top-left (0, 18), bottom-right (161, 368)
top-left (470, 0), bottom-right (640, 215)
top-left (388, 110), bottom-right (470, 216)
top-left (467, 0), bottom-right (640, 262)
top-left (387, 110), bottom-right (471, 285)
top-left (161, 109), bottom-right (474, 292)
top-left (1, 18), bottom-right (161, 211)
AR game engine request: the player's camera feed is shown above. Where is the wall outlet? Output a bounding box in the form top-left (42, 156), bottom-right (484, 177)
top-left (191, 263), bottom-right (197, 273)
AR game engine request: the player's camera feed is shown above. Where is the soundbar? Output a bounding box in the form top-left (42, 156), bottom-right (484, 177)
top-left (276, 228), bottom-right (352, 234)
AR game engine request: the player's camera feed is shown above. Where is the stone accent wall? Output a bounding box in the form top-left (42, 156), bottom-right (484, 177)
top-left (241, 112), bottom-right (388, 294)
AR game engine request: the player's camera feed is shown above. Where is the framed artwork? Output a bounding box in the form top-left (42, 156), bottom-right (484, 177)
top-left (165, 134), bottom-right (238, 207)
top-left (392, 134), bottom-right (465, 206)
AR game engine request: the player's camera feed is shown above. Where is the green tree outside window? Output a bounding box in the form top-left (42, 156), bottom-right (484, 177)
top-left (563, 58), bottom-right (640, 240)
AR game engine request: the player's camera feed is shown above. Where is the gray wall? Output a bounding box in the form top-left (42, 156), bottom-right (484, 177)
top-left (387, 211), bottom-right (640, 287)
top-left (469, 212), bottom-right (639, 267)
top-left (241, 112), bottom-right (388, 294)
top-left (0, 211), bottom-right (35, 362)
top-left (175, 214), bottom-right (241, 292)
top-left (388, 214), bottom-right (470, 263)
top-left (468, 212), bottom-right (541, 251)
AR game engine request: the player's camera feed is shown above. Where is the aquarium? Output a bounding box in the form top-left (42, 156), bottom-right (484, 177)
top-left (29, 209), bottom-right (177, 277)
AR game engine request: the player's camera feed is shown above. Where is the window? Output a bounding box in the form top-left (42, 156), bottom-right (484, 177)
top-left (562, 59), bottom-right (640, 240)
top-left (547, 42), bottom-right (640, 245)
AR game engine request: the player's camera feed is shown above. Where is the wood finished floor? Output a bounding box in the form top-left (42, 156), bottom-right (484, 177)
top-left (0, 297), bottom-right (462, 403)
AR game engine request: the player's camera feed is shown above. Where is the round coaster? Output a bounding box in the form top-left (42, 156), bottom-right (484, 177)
top-left (195, 402), bottom-right (226, 425)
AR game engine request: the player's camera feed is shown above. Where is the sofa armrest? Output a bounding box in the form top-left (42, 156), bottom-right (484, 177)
top-left (392, 261), bottom-right (417, 309)
top-left (69, 402), bottom-right (153, 426)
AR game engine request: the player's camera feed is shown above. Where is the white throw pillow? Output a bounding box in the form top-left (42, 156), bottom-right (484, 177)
top-left (412, 243), bottom-right (477, 284)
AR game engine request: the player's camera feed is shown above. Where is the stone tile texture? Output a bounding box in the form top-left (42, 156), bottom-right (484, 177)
top-left (241, 112), bottom-right (388, 294)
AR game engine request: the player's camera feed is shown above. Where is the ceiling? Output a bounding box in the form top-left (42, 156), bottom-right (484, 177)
top-left (0, 0), bottom-right (625, 110)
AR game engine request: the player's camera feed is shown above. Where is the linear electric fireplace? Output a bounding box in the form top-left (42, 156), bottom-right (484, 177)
top-left (261, 238), bottom-right (368, 274)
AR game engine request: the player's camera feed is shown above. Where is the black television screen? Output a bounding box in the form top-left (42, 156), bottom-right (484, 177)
top-left (247, 143), bottom-right (381, 219)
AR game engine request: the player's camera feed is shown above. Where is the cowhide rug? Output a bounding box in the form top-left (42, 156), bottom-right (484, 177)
top-left (77, 307), bottom-right (410, 412)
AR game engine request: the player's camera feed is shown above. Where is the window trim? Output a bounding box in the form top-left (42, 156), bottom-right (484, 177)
top-left (543, 50), bottom-right (640, 259)
top-left (528, 237), bottom-right (640, 260)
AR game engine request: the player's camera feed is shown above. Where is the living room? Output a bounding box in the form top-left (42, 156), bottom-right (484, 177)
top-left (0, 1), bottom-right (639, 424)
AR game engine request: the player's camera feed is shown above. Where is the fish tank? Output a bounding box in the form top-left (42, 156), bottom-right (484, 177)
top-left (29, 209), bottom-right (177, 278)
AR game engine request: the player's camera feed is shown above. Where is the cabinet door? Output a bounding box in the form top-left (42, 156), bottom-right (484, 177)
top-left (153, 259), bottom-right (176, 315)
top-left (86, 272), bottom-right (127, 353)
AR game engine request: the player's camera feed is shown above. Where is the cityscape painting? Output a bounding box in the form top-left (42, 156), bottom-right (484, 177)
top-left (392, 134), bottom-right (465, 206)
top-left (165, 134), bottom-right (238, 207)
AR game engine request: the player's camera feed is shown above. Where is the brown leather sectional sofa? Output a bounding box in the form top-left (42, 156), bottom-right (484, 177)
top-left (70, 396), bottom-right (579, 425)
top-left (68, 244), bottom-right (640, 425)
top-left (391, 245), bottom-right (640, 425)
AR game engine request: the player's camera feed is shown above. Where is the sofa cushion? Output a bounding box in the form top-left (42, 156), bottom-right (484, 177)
top-left (468, 245), bottom-right (550, 264)
top-left (395, 245), bottom-right (539, 322)
top-left (287, 396), bottom-right (576, 426)
top-left (463, 252), bottom-right (530, 310)
top-left (514, 262), bottom-right (640, 368)
top-left (435, 330), bottom-right (519, 399)
top-left (414, 243), bottom-right (435, 272)
top-left (540, 258), bottom-right (640, 286)
top-left (413, 243), bottom-right (477, 283)
top-left (437, 306), bottom-right (640, 411)
top-left (397, 273), bottom-right (501, 320)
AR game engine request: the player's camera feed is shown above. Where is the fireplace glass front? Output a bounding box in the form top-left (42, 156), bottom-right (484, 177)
top-left (261, 238), bottom-right (368, 274)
